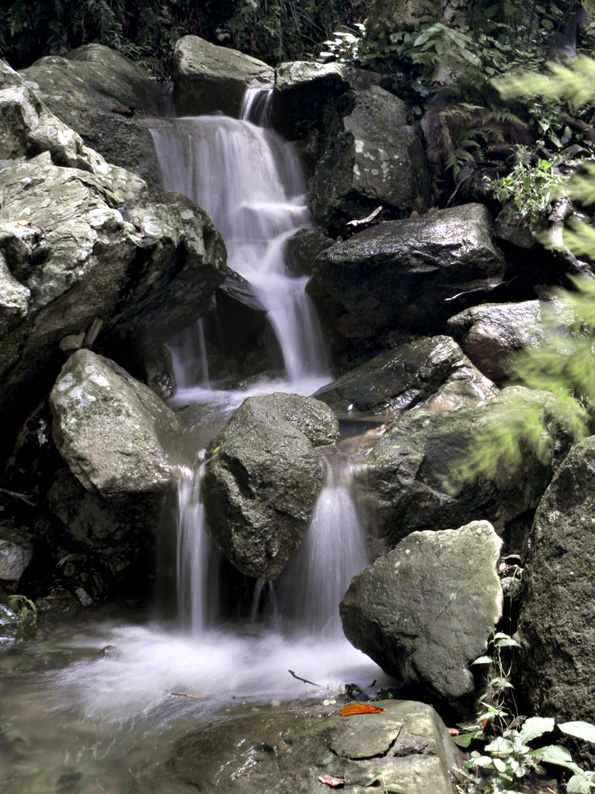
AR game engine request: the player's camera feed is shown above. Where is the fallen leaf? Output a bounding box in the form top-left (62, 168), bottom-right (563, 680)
top-left (340, 703), bottom-right (386, 716)
top-left (448, 728), bottom-right (461, 735)
top-left (318, 774), bottom-right (345, 787)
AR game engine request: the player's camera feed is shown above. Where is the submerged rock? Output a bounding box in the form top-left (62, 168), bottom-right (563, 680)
top-left (173, 35), bottom-right (273, 117)
top-left (204, 393), bottom-right (338, 579)
top-left (138, 700), bottom-right (459, 794)
top-left (21, 44), bottom-right (169, 189)
top-left (308, 204), bottom-right (505, 338)
top-left (357, 386), bottom-right (571, 547)
top-left (516, 435), bottom-right (595, 752)
top-left (341, 520), bottom-right (502, 713)
top-left (314, 335), bottom-right (497, 415)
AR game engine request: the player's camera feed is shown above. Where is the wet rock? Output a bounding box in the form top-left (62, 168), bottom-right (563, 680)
top-left (356, 386), bottom-right (571, 547)
top-left (138, 700), bottom-right (459, 794)
top-left (308, 204), bottom-right (506, 339)
top-left (143, 345), bottom-right (176, 402)
top-left (341, 521), bottom-right (503, 714)
top-left (49, 350), bottom-right (184, 576)
top-left (21, 44), bottom-right (169, 189)
top-left (0, 526), bottom-right (33, 582)
top-left (285, 228), bottom-right (334, 276)
top-left (51, 349), bottom-right (182, 499)
top-left (493, 203), bottom-right (537, 249)
top-left (173, 35), bottom-right (273, 117)
top-left (516, 435), bottom-right (595, 754)
top-left (309, 85), bottom-right (431, 232)
top-left (447, 300), bottom-right (572, 382)
top-left (0, 69), bottom-right (226, 417)
top-left (35, 586), bottom-right (79, 614)
top-left (204, 393), bottom-right (338, 579)
top-left (314, 335), bottom-right (497, 415)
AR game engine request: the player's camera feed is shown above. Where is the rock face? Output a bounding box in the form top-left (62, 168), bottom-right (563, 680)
top-left (314, 335), bottom-right (497, 415)
top-left (0, 62), bottom-right (227, 418)
top-left (173, 35), bottom-right (273, 117)
top-left (447, 300), bottom-right (572, 381)
top-left (341, 521), bottom-right (503, 712)
top-left (308, 204), bottom-right (506, 338)
top-left (203, 393), bottom-right (338, 579)
top-left (139, 700), bottom-right (459, 794)
top-left (357, 386), bottom-right (569, 547)
top-left (516, 435), bottom-right (595, 744)
top-left (21, 44), bottom-right (169, 189)
top-left (272, 64), bottom-right (430, 232)
top-left (0, 527), bottom-right (33, 583)
top-left (49, 350), bottom-right (183, 573)
top-left (310, 85), bottom-right (431, 231)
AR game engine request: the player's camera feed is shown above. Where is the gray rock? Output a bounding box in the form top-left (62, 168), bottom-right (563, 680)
top-left (493, 203), bottom-right (537, 249)
top-left (447, 300), bottom-right (572, 382)
top-left (314, 335), bottom-right (497, 415)
top-left (137, 700), bottom-right (459, 794)
top-left (204, 393), bottom-right (338, 579)
top-left (308, 204), bottom-right (506, 338)
top-left (516, 435), bottom-right (595, 752)
top-left (356, 386), bottom-right (570, 547)
top-left (21, 44), bottom-right (169, 189)
top-left (173, 36), bottom-right (273, 117)
top-left (0, 72), bottom-right (226, 416)
top-left (310, 85), bottom-right (431, 231)
top-left (285, 228), bottom-right (334, 276)
top-left (341, 521), bottom-right (502, 711)
top-left (51, 349), bottom-right (182, 499)
top-left (0, 527), bottom-right (33, 582)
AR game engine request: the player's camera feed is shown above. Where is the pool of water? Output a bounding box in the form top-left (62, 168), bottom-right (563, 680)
top-left (0, 610), bottom-right (386, 794)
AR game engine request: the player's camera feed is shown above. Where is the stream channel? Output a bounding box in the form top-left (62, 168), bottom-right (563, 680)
top-left (0, 90), bottom-right (390, 793)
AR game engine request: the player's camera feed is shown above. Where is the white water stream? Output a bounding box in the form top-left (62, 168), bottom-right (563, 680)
top-left (0, 91), bottom-right (383, 793)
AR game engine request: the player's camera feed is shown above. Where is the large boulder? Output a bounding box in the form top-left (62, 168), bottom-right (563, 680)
top-left (309, 85), bottom-right (431, 232)
top-left (308, 203), bottom-right (506, 339)
top-left (516, 435), bottom-right (595, 750)
top-left (49, 350), bottom-right (184, 574)
top-left (314, 335), bottom-right (497, 415)
top-left (21, 44), bottom-right (169, 189)
top-left (138, 700), bottom-right (459, 794)
top-left (0, 65), bottom-right (227, 419)
top-left (356, 386), bottom-right (570, 548)
top-left (173, 36), bottom-right (273, 117)
top-left (447, 300), bottom-right (573, 382)
top-left (272, 64), bottom-right (430, 232)
top-left (341, 520), bottom-right (503, 713)
top-left (203, 393), bottom-right (338, 579)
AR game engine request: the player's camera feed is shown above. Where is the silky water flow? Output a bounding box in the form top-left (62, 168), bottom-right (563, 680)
top-left (0, 91), bottom-right (386, 794)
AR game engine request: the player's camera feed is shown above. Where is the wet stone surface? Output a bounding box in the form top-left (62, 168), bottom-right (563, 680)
top-left (138, 699), bottom-right (459, 794)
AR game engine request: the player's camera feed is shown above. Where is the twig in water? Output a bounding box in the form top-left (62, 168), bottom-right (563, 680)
top-left (171, 692), bottom-right (206, 701)
top-left (288, 669), bottom-right (321, 687)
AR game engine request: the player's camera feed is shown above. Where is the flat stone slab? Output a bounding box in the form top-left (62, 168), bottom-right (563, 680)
top-left (136, 699), bottom-right (459, 794)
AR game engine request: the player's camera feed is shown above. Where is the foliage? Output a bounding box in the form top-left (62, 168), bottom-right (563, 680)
top-left (0, 595), bottom-right (37, 643)
top-left (0, 0), bottom-right (366, 78)
top-left (493, 150), bottom-right (566, 229)
top-left (454, 633), bottom-right (595, 793)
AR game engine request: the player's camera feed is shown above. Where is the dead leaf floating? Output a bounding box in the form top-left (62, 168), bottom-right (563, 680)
top-left (340, 703), bottom-right (386, 716)
top-left (318, 774), bottom-right (345, 787)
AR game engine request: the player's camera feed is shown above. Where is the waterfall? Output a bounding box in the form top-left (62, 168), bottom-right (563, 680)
top-left (148, 106), bottom-right (329, 397)
top-left (278, 449), bottom-right (369, 636)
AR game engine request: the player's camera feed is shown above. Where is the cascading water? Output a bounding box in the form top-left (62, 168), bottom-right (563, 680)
top-left (149, 92), bottom-right (329, 402)
top-left (278, 449), bottom-right (369, 636)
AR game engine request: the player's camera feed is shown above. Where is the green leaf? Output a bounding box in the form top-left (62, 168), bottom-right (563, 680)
top-left (519, 716), bottom-right (555, 744)
top-left (567, 774), bottom-right (594, 794)
top-left (471, 655), bottom-right (493, 665)
top-left (495, 637), bottom-right (521, 648)
top-left (559, 722), bottom-right (595, 745)
top-left (532, 744), bottom-right (582, 774)
top-left (453, 732), bottom-right (479, 748)
top-left (485, 737), bottom-right (514, 755)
